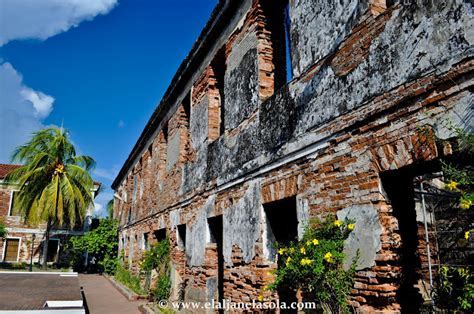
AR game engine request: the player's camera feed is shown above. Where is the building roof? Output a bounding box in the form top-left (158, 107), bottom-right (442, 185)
top-left (0, 164), bottom-right (21, 179)
top-left (112, 0), bottom-right (243, 189)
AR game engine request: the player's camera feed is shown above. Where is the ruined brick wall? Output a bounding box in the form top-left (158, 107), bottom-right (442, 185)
top-left (113, 0), bottom-right (473, 311)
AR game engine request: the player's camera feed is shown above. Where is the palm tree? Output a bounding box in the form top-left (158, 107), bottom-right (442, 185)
top-left (5, 126), bottom-right (95, 269)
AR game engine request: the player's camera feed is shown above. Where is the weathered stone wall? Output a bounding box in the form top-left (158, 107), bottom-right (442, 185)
top-left (114, 0), bottom-right (473, 311)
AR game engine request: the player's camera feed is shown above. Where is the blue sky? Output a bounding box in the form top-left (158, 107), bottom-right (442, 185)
top-left (0, 0), bottom-right (217, 215)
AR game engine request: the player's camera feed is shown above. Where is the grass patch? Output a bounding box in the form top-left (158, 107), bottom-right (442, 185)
top-left (114, 264), bottom-right (145, 295)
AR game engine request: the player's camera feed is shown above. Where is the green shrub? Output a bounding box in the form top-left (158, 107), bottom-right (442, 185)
top-left (101, 255), bottom-right (119, 274)
top-left (435, 266), bottom-right (474, 311)
top-left (268, 216), bottom-right (357, 313)
top-left (115, 264), bottom-right (145, 295)
top-left (68, 218), bottom-right (118, 273)
top-left (152, 273), bottom-right (172, 301)
top-left (141, 238), bottom-right (171, 301)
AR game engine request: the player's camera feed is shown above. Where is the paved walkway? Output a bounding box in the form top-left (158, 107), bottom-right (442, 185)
top-left (79, 274), bottom-right (142, 314)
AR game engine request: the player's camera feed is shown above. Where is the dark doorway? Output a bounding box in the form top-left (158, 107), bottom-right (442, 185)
top-left (381, 166), bottom-right (430, 312)
top-left (263, 196), bottom-right (298, 312)
top-left (208, 215), bottom-right (224, 310)
top-left (47, 239), bottom-right (59, 263)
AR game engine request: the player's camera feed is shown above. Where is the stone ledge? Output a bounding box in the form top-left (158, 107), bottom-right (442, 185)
top-left (104, 274), bottom-right (148, 301)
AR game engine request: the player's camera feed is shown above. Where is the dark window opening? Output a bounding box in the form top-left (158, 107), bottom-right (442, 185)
top-left (208, 216), bottom-right (224, 309)
top-left (264, 196), bottom-right (298, 248)
top-left (177, 224), bottom-right (187, 250)
top-left (183, 93), bottom-right (191, 128)
top-left (143, 233), bottom-right (149, 250)
top-left (211, 46), bottom-right (227, 137)
top-left (263, 196), bottom-right (298, 309)
top-left (261, 0), bottom-right (292, 90)
top-left (127, 208), bottom-right (132, 224)
top-left (154, 228), bottom-right (167, 242)
top-left (163, 122), bottom-right (169, 143)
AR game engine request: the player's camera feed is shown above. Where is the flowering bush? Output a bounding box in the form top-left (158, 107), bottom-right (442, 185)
top-left (268, 216), bottom-right (357, 313)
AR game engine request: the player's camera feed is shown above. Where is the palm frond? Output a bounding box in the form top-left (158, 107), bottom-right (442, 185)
top-left (7, 125), bottom-right (96, 228)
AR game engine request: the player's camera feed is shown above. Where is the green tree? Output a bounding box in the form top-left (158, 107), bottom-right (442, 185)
top-left (5, 126), bottom-right (95, 269)
top-left (68, 218), bottom-right (118, 273)
top-left (106, 199), bottom-right (114, 219)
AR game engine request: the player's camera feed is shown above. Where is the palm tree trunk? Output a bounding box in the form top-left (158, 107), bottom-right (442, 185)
top-left (41, 218), bottom-right (51, 270)
top-left (42, 175), bottom-right (60, 270)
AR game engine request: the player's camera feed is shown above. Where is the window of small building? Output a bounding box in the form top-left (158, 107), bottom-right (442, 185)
top-left (177, 224), bottom-right (187, 250)
top-left (8, 191), bottom-right (21, 216)
top-left (3, 238), bottom-right (20, 262)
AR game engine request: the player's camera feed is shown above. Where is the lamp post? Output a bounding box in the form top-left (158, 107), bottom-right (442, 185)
top-left (29, 233), bottom-right (36, 272)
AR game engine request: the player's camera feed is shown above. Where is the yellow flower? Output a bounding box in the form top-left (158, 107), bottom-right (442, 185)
top-left (334, 220), bottom-right (342, 227)
top-left (306, 240), bottom-right (312, 246)
top-left (465, 231), bottom-right (470, 240)
top-left (285, 257), bottom-right (292, 266)
top-left (300, 258), bottom-right (313, 266)
top-left (300, 247), bottom-right (306, 255)
top-left (348, 223), bottom-right (355, 231)
top-left (324, 252), bottom-right (333, 263)
top-left (262, 285), bottom-right (269, 291)
top-left (460, 199), bottom-right (472, 210)
top-left (312, 239), bottom-right (319, 245)
top-left (445, 181), bottom-right (458, 191)
top-left (257, 295), bottom-right (264, 302)
top-left (278, 248), bottom-right (287, 255)
top-left (289, 247), bottom-right (295, 254)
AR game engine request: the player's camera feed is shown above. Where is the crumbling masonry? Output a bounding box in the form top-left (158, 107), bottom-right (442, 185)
top-left (112, 0), bottom-right (473, 311)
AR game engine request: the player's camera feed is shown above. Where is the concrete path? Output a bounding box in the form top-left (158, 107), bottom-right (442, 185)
top-left (79, 274), bottom-right (142, 314)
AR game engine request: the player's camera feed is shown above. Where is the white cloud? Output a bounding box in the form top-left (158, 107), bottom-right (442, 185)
top-left (93, 166), bottom-right (119, 181)
top-left (20, 87), bottom-right (54, 118)
top-left (0, 0), bottom-right (118, 46)
top-left (0, 62), bottom-right (55, 162)
top-left (94, 190), bottom-right (114, 218)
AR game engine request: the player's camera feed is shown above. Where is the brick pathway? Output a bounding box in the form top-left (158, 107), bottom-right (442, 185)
top-left (79, 274), bottom-right (142, 314)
